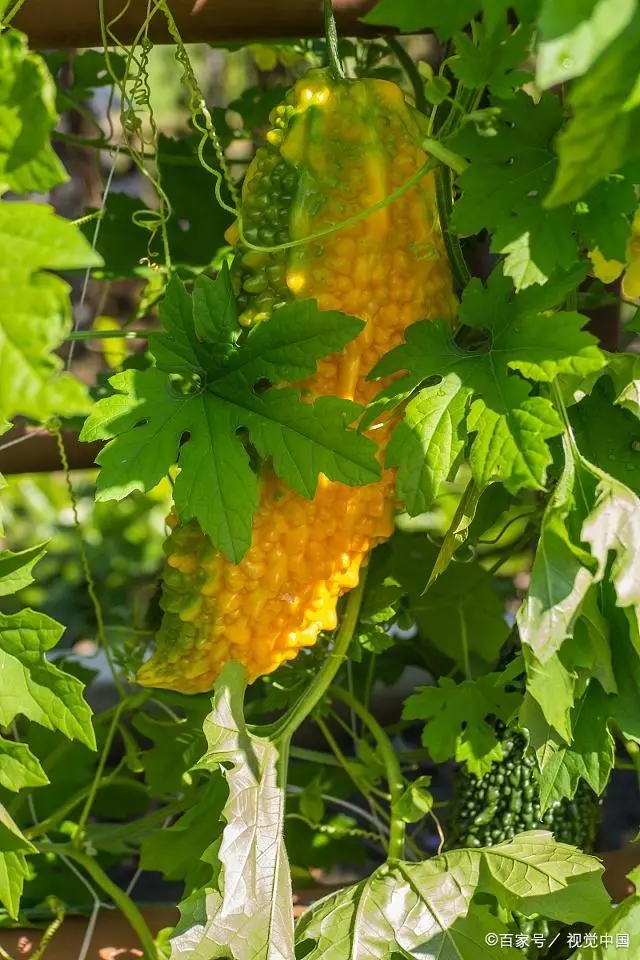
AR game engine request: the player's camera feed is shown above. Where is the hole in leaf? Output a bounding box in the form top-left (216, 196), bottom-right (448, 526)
top-left (168, 372), bottom-right (204, 397)
top-left (253, 377), bottom-right (271, 395)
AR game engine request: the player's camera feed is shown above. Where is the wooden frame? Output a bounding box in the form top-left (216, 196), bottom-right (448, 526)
top-left (0, 427), bottom-right (104, 475)
top-left (13, 0), bottom-right (383, 48)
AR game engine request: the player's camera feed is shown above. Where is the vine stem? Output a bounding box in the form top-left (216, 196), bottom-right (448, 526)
top-left (1, 0), bottom-right (27, 26)
top-left (323, 0), bottom-right (346, 79)
top-left (49, 421), bottom-right (126, 698)
top-left (29, 900), bottom-right (65, 960)
top-left (385, 36), bottom-right (426, 113)
top-left (65, 328), bottom-right (150, 341)
top-left (316, 715), bottom-right (391, 820)
top-left (74, 702), bottom-right (125, 845)
top-left (435, 162), bottom-right (472, 290)
top-left (238, 156), bottom-right (439, 254)
top-left (328, 685), bottom-right (406, 860)
top-left (38, 847), bottom-right (158, 960)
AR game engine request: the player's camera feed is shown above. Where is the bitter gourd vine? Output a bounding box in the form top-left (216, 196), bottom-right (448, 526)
top-left (136, 69), bottom-right (456, 693)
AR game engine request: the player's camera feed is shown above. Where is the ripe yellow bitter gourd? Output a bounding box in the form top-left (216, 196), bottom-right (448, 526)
top-left (137, 70), bottom-right (456, 694)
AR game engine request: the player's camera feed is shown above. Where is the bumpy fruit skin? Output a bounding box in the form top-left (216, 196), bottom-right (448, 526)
top-left (447, 731), bottom-right (601, 852)
top-left (137, 69), bottom-right (456, 694)
top-left (447, 730), bottom-right (603, 958)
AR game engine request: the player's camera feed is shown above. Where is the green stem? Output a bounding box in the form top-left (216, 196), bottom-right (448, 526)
top-left (65, 329), bottom-right (151, 341)
top-left (52, 130), bottom-right (114, 151)
top-left (1, 0), bottom-right (28, 26)
top-left (385, 36), bottom-right (426, 114)
top-left (421, 137), bottom-right (468, 175)
top-left (328, 686), bottom-right (406, 860)
top-left (363, 652), bottom-right (377, 715)
top-left (316, 715), bottom-right (391, 820)
top-left (39, 847), bottom-right (158, 960)
top-left (435, 162), bottom-right (471, 290)
top-left (74, 702), bottom-right (124, 846)
top-left (74, 794), bottom-right (188, 847)
top-left (28, 901), bottom-right (65, 960)
top-left (289, 746), bottom-right (343, 767)
top-left (323, 0), bottom-right (346, 79)
top-left (484, 526), bottom-right (534, 577)
top-left (238, 157), bottom-right (438, 254)
top-left (263, 572), bottom-right (367, 745)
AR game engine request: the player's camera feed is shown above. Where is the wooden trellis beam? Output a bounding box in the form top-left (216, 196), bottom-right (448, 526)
top-left (0, 427), bottom-right (103, 476)
top-left (13, 0), bottom-right (386, 49)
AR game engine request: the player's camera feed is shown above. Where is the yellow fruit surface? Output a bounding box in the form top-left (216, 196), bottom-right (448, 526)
top-left (137, 70), bottom-right (456, 693)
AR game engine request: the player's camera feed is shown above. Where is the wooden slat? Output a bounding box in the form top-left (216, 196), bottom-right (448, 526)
top-left (13, 0), bottom-right (383, 49)
top-left (0, 427), bottom-right (103, 476)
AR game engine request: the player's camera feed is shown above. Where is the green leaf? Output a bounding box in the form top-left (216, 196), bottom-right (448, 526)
top-left (372, 268), bottom-right (603, 495)
top-left (133, 697), bottom-right (209, 799)
top-left (192, 266), bottom-right (239, 349)
top-left (354, 624), bottom-right (395, 657)
top-left (409, 560), bottom-right (511, 671)
top-left (477, 831), bottom-right (610, 924)
top-left (171, 662), bottom-right (295, 960)
top-left (452, 90), bottom-right (635, 285)
top-left (385, 374), bottom-right (471, 515)
top-left (0, 200), bottom-right (101, 423)
top-left (140, 777), bottom-right (227, 891)
top-left (581, 472), bottom-right (640, 612)
top-left (571, 377), bottom-right (640, 497)
top-left (0, 609), bottom-right (95, 749)
top-left (452, 94), bottom-right (579, 287)
top-left (523, 683), bottom-right (615, 811)
top-left (80, 194), bottom-right (152, 281)
top-left (0, 30), bottom-right (67, 194)
top-left (518, 451), bottom-right (595, 661)
top-left (296, 833), bottom-right (607, 958)
top-left (574, 177), bottom-right (637, 262)
top-left (451, 16), bottom-right (534, 97)
top-left (0, 737), bottom-right (48, 791)
top-left (395, 776), bottom-right (433, 824)
top-left (571, 891), bottom-right (640, 957)
top-left (537, 0), bottom-right (637, 88)
top-left (573, 590), bottom-right (617, 696)
top-left (609, 621), bottom-right (640, 744)
top-left (546, 12), bottom-right (640, 205)
top-left (608, 353), bottom-right (640, 419)
top-left (0, 805), bottom-right (36, 919)
top-left (298, 777), bottom-right (326, 824)
top-left (295, 855), bottom-right (494, 960)
top-left (156, 134), bottom-right (235, 271)
top-left (402, 670), bottom-right (521, 775)
top-left (83, 278), bottom-right (379, 562)
top-left (362, 0), bottom-right (479, 38)
top-left (523, 646), bottom-right (576, 742)
top-left (0, 543), bottom-right (47, 596)
top-left (0, 452), bottom-right (6, 537)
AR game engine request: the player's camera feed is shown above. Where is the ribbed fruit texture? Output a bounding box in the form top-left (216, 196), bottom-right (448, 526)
top-left (137, 69), bottom-right (456, 694)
